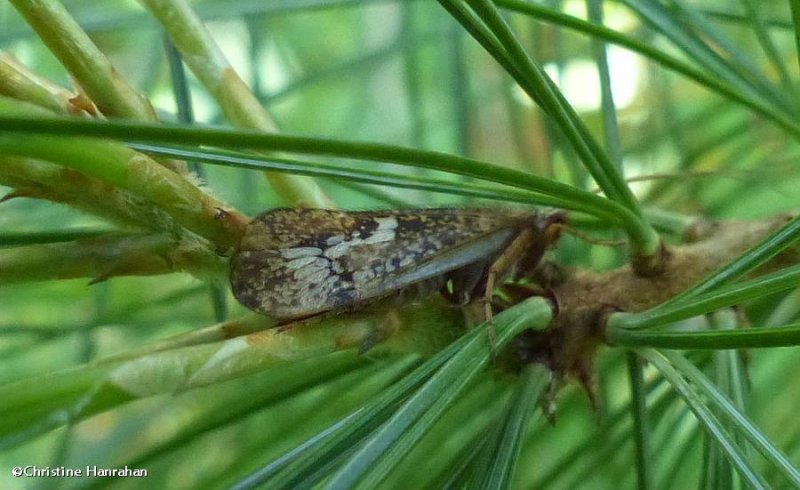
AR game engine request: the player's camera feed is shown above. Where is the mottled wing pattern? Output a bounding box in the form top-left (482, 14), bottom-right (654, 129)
top-left (230, 208), bottom-right (531, 321)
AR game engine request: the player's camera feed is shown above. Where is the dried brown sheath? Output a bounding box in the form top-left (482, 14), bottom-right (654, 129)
top-left (230, 208), bottom-right (557, 322)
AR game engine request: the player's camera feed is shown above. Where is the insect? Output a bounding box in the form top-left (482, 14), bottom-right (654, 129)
top-left (230, 208), bottom-right (563, 332)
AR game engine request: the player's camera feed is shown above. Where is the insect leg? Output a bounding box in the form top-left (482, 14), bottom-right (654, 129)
top-left (441, 260), bottom-right (491, 305)
top-left (483, 227), bottom-right (546, 354)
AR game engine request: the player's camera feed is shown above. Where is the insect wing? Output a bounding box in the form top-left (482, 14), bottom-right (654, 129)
top-left (355, 226), bottom-right (515, 299)
top-left (230, 208), bottom-right (526, 321)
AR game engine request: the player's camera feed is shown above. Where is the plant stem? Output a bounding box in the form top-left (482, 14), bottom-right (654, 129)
top-left (0, 101), bottom-right (248, 249)
top-left (0, 233), bottom-right (223, 284)
top-left (0, 52), bottom-right (81, 114)
top-left (0, 111), bottom-right (659, 254)
top-left (139, 0), bottom-right (333, 208)
top-left (9, 0), bottom-right (157, 121)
